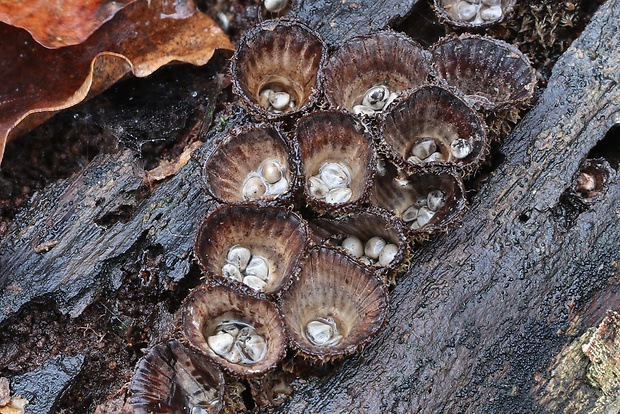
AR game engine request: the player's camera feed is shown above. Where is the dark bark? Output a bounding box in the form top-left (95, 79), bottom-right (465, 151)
top-left (273, 1), bottom-right (620, 412)
top-left (288, 0), bottom-right (420, 46)
top-left (10, 354), bottom-right (84, 414)
top-left (0, 146), bottom-right (216, 322)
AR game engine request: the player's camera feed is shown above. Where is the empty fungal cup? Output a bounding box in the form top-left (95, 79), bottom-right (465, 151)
top-left (430, 34), bottom-right (537, 111)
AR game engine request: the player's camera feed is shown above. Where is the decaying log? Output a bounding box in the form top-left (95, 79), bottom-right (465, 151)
top-left (273, 1), bottom-right (620, 412)
top-left (0, 146), bottom-right (216, 323)
top-left (0, 61), bottom-right (229, 326)
top-left (0, 0), bottom-right (619, 413)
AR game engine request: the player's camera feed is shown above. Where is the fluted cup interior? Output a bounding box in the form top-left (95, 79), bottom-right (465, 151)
top-left (279, 246), bottom-right (388, 361)
top-left (194, 205), bottom-right (308, 295)
top-left (233, 20), bottom-right (325, 117)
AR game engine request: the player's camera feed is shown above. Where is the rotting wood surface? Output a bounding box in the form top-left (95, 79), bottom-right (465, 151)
top-left (0, 0), bottom-right (618, 413)
top-left (288, 0), bottom-right (420, 46)
top-left (273, 1), bottom-right (620, 412)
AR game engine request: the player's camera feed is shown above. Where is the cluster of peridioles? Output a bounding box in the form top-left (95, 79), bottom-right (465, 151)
top-left (128, 15), bottom-right (536, 413)
top-left (433, 0), bottom-right (517, 29)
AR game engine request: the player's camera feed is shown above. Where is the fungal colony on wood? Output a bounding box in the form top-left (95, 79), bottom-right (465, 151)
top-left (129, 8), bottom-right (536, 412)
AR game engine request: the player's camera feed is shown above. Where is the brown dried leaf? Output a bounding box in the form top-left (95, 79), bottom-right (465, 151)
top-left (146, 141), bottom-right (203, 183)
top-left (0, 0), bottom-right (233, 164)
top-left (0, 0), bottom-right (137, 49)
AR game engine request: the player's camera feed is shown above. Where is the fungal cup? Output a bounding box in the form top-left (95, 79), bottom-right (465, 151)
top-left (574, 158), bottom-right (614, 198)
top-left (381, 85), bottom-right (487, 175)
top-left (431, 34), bottom-right (537, 112)
top-left (130, 340), bottom-right (225, 414)
top-left (194, 205), bottom-right (309, 296)
top-left (182, 284), bottom-right (287, 378)
top-left (278, 246), bottom-right (389, 362)
top-left (295, 110), bottom-right (376, 214)
top-left (231, 19), bottom-right (326, 120)
top-left (433, 0), bottom-right (517, 29)
top-left (371, 163), bottom-right (467, 238)
top-left (322, 30), bottom-right (433, 116)
top-left (202, 124), bottom-right (299, 206)
top-left (309, 205), bottom-right (409, 282)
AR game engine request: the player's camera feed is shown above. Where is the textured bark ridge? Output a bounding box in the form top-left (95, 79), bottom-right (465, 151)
top-left (10, 354), bottom-right (84, 414)
top-left (0, 0), bottom-right (618, 413)
top-left (288, 0), bottom-right (420, 45)
top-left (273, 0), bottom-right (620, 412)
top-left (0, 148), bottom-right (213, 323)
top-left (0, 63), bottom-right (226, 326)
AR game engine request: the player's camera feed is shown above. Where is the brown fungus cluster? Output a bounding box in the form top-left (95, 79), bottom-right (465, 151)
top-left (129, 14), bottom-right (535, 412)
